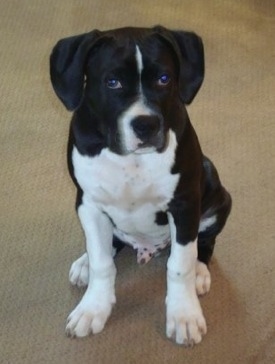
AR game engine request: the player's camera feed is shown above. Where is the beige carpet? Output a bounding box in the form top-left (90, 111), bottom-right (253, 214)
top-left (1, 1), bottom-right (275, 363)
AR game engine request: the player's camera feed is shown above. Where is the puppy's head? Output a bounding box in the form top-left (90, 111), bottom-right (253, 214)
top-left (50, 26), bottom-right (204, 155)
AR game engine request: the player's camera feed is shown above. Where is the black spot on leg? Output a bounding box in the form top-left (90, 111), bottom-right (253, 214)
top-left (155, 211), bottom-right (168, 225)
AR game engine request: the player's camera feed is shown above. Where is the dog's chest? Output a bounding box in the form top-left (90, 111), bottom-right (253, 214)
top-left (72, 131), bottom-right (179, 244)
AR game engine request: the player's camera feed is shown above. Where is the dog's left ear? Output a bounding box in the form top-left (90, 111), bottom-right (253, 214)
top-left (154, 26), bottom-right (204, 104)
top-left (171, 30), bottom-right (204, 104)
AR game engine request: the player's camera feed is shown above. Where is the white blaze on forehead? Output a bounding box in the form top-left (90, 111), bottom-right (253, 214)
top-left (135, 45), bottom-right (143, 75)
top-left (135, 45), bottom-right (143, 94)
top-left (116, 45), bottom-right (151, 153)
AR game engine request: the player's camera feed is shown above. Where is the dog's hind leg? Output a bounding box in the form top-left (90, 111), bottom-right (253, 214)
top-left (195, 157), bottom-right (232, 296)
top-left (196, 212), bottom-right (226, 296)
top-left (196, 218), bottom-right (215, 296)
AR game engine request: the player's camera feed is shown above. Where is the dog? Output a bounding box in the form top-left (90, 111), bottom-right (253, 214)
top-left (50, 25), bottom-right (231, 346)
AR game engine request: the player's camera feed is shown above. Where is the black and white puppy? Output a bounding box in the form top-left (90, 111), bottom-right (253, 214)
top-left (50, 26), bottom-right (231, 346)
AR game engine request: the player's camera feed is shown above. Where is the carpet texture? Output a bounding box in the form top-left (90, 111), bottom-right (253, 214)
top-left (1, 1), bottom-right (275, 363)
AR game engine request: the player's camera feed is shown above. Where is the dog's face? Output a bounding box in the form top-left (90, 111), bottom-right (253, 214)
top-left (85, 32), bottom-right (178, 154)
top-left (50, 27), bottom-right (204, 155)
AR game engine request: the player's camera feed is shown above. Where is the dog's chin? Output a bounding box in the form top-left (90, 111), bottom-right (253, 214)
top-left (108, 134), bottom-right (169, 156)
top-left (133, 146), bottom-right (157, 155)
top-left (132, 136), bottom-right (169, 155)
top-left (132, 140), bottom-right (168, 155)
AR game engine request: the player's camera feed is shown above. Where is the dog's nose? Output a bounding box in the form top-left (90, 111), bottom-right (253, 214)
top-left (131, 115), bottom-right (160, 141)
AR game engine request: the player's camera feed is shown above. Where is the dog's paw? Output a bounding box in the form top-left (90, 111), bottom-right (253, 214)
top-left (66, 293), bottom-right (115, 338)
top-left (166, 296), bottom-right (207, 346)
top-left (195, 261), bottom-right (211, 296)
top-left (69, 253), bottom-right (89, 287)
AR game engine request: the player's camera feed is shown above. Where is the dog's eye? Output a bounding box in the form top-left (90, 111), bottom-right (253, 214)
top-left (106, 79), bottom-right (122, 89)
top-left (157, 74), bottom-right (171, 86)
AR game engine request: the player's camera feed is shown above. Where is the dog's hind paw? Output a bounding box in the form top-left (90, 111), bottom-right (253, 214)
top-left (195, 261), bottom-right (211, 296)
top-left (69, 253), bottom-right (89, 287)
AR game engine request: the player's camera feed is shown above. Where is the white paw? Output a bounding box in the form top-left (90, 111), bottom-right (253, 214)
top-left (166, 297), bottom-right (207, 346)
top-left (69, 253), bottom-right (89, 287)
top-left (196, 261), bottom-right (211, 296)
top-left (66, 292), bottom-right (115, 337)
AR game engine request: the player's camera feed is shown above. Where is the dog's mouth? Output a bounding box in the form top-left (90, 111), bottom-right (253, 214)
top-left (133, 145), bottom-right (157, 154)
top-left (133, 133), bottom-right (169, 155)
top-left (109, 127), bottom-right (169, 156)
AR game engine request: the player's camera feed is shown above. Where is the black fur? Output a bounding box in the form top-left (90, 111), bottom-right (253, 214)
top-left (50, 26), bottom-right (231, 266)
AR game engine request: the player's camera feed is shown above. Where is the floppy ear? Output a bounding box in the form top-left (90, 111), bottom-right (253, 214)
top-left (171, 30), bottom-right (205, 104)
top-left (50, 30), bottom-right (101, 111)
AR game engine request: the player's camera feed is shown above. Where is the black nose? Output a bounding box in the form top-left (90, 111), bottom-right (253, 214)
top-left (131, 115), bottom-right (160, 141)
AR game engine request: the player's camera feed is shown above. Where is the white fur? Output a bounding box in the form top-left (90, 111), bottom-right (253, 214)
top-left (195, 260), bottom-right (211, 295)
top-left (66, 130), bottom-right (179, 337)
top-left (70, 251), bottom-right (211, 292)
top-left (166, 213), bottom-right (207, 346)
top-left (68, 125), bottom-right (211, 340)
top-left (135, 45), bottom-right (143, 92)
top-left (69, 248), bottom-right (119, 287)
top-left (69, 252), bottom-right (89, 287)
top-left (72, 130), bottom-right (179, 240)
top-left (66, 201), bottom-right (116, 337)
top-left (199, 215), bottom-right (217, 233)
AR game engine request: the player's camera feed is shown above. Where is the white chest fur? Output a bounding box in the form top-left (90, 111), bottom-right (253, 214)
top-left (72, 130), bottom-right (180, 259)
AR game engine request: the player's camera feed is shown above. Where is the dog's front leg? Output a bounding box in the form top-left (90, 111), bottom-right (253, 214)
top-left (66, 200), bottom-right (116, 338)
top-left (166, 212), bottom-right (207, 346)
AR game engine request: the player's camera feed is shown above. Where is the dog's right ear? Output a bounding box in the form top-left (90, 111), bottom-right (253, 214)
top-left (50, 30), bottom-right (101, 111)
